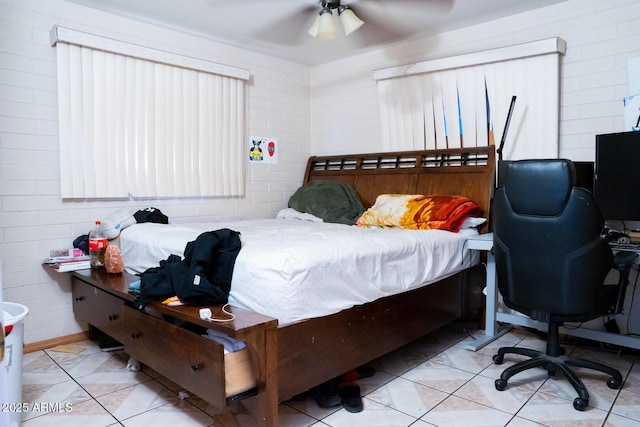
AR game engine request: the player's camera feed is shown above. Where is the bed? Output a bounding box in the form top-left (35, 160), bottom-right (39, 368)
top-left (76, 146), bottom-right (496, 426)
top-left (121, 216), bottom-right (481, 326)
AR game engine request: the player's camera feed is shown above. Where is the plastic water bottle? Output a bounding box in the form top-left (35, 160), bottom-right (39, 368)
top-left (89, 221), bottom-right (108, 269)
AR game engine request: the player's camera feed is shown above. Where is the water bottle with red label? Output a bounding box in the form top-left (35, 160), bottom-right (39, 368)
top-left (89, 221), bottom-right (108, 269)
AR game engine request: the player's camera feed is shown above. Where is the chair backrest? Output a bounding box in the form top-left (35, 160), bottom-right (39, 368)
top-left (493, 159), bottom-right (613, 322)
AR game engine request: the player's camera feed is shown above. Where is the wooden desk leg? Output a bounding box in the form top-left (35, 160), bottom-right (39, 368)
top-left (464, 248), bottom-right (511, 350)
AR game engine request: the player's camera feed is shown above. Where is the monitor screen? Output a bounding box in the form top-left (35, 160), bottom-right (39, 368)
top-left (595, 131), bottom-right (640, 221)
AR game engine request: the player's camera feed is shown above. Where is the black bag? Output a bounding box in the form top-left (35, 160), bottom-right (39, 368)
top-left (134, 207), bottom-right (169, 224)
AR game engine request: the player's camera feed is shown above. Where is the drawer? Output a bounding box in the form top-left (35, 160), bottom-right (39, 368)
top-left (123, 305), bottom-right (253, 408)
top-left (72, 278), bottom-right (126, 343)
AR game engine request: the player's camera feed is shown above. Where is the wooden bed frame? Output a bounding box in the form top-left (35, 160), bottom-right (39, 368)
top-left (277, 146), bottom-right (496, 389)
top-left (70, 146), bottom-right (495, 426)
top-left (228, 145), bottom-right (496, 424)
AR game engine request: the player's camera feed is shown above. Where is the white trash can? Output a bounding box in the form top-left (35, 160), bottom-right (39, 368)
top-left (2, 302), bottom-right (29, 427)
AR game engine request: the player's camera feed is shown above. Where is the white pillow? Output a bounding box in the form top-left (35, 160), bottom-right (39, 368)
top-left (276, 208), bottom-right (324, 222)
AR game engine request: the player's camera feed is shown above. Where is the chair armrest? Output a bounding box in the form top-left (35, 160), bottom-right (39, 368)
top-left (611, 250), bottom-right (638, 314)
top-left (613, 250), bottom-right (638, 272)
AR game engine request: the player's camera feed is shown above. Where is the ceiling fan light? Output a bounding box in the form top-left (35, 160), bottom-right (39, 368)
top-left (339, 7), bottom-right (364, 36)
top-left (308, 14), bottom-right (321, 37)
top-left (316, 10), bottom-right (337, 40)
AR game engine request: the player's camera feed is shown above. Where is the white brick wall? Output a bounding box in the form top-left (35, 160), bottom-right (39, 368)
top-left (2, 0), bottom-right (640, 344)
top-left (0, 0), bottom-right (310, 344)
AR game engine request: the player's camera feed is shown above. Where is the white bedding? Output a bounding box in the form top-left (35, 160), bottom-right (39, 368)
top-left (120, 218), bottom-right (479, 326)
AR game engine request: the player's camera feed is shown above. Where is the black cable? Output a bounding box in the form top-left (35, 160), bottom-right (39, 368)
top-left (562, 322), bottom-right (584, 330)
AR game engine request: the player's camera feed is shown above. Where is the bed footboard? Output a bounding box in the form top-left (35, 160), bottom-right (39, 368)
top-left (276, 271), bottom-right (465, 401)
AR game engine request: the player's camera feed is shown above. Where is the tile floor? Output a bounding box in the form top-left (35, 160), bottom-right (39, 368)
top-left (19, 322), bottom-right (640, 426)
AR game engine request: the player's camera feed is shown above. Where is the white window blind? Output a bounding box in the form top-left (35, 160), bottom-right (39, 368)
top-left (50, 26), bottom-right (250, 199)
top-left (373, 38), bottom-right (566, 160)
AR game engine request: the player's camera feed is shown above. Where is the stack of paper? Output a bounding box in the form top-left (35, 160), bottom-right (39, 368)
top-left (43, 255), bottom-right (91, 272)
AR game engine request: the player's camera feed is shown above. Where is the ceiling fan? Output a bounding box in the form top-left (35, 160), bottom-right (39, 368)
top-left (308, 0), bottom-right (364, 39)
top-left (306, 0), bottom-right (453, 41)
top-left (247, 0), bottom-right (454, 48)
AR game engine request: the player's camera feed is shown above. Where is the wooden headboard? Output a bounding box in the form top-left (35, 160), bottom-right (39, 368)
top-left (304, 146), bottom-right (496, 231)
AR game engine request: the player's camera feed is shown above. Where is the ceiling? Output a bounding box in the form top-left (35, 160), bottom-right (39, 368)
top-left (65, 0), bottom-right (568, 67)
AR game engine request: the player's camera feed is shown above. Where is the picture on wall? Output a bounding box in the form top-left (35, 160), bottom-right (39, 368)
top-left (249, 136), bottom-right (278, 164)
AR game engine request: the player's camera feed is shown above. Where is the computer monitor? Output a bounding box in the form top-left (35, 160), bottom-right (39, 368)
top-left (594, 131), bottom-right (640, 221)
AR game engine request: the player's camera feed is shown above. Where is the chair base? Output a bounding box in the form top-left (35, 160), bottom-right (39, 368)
top-left (493, 346), bottom-right (623, 411)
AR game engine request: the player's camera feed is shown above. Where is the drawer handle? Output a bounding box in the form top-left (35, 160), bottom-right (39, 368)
top-left (74, 296), bottom-right (85, 302)
top-left (130, 333), bottom-right (141, 340)
top-left (108, 314), bottom-right (119, 321)
top-left (191, 364), bottom-right (201, 372)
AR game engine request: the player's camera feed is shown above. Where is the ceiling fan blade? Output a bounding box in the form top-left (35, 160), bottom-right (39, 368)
top-left (347, 5), bottom-right (414, 45)
top-left (355, 0), bottom-right (453, 13)
top-left (345, 0), bottom-right (455, 46)
top-left (350, 22), bottom-right (409, 46)
top-left (251, 5), bottom-right (318, 46)
top-left (206, 0), bottom-right (301, 6)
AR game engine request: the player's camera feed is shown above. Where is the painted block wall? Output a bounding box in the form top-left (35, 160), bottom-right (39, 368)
top-left (0, 0), bottom-right (310, 344)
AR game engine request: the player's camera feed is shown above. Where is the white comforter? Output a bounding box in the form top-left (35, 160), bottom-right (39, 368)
top-left (120, 218), bottom-right (478, 325)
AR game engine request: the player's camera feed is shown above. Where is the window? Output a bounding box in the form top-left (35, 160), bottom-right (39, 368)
top-left (374, 38), bottom-right (566, 160)
top-left (51, 26), bottom-right (250, 198)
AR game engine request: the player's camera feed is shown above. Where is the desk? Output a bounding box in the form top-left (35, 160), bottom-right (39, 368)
top-left (463, 233), bottom-right (511, 350)
top-left (463, 233), bottom-right (640, 351)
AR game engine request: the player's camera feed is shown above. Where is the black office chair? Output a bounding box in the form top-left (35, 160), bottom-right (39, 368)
top-left (492, 159), bottom-right (638, 411)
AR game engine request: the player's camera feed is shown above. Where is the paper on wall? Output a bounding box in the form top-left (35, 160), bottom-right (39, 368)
top-left (623, 95), bottom-right (640, 131)
top-left (624, 57), bottom-right (640, 131)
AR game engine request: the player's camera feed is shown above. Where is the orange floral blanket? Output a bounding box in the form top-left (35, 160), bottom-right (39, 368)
top-left (356, 194), bottom-right (482, 232)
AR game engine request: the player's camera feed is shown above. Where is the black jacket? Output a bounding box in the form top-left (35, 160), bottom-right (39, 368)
top-left (136, 228), bottom-right (241, 309)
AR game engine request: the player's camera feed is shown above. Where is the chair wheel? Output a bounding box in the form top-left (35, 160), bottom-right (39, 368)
top-left (493, 354), bottom-right (504, 365)
top-left (573, 397), bottom-right (587, 411)
top-left (495, 378), bottom-right (507, 391)
top-left (607, 377), bottom-right (622, 389)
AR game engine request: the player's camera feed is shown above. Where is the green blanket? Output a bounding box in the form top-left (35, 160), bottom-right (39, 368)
top-left (288, 180), bottom-right (365, 225)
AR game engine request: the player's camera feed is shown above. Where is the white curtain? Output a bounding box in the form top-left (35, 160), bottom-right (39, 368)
top-left (375, 39), bottom-right (565, 160)
top-left (54, 35), bottom-right (247, 199)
